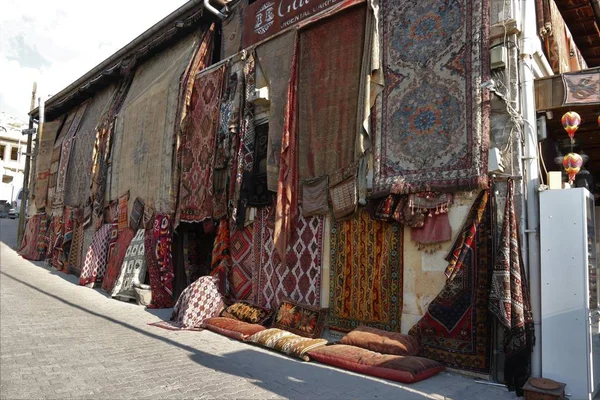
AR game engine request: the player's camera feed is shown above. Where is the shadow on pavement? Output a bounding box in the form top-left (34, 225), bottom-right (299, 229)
top-left (0, 269), bottom-right (437, 400)
top-left (0, 218), bottom-right (19, 249)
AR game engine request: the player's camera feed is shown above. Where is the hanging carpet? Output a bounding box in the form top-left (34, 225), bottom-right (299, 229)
top-left (34, 117), bottom-right (64, 210)
top-left (409, 190), bottom-right (492, 375)
top-left (253, 207), bottom-right (324, 311)
top-left (297, 5), bottom-right (366, 181)
top-left (79, 223), bottom-right (116, 287)
top-left (66, 210), bottom-right (84, 276)
top-left (111, 31), bottom-right (201, 219)
top-left (111, 229), bottom-right (147, 301)
top-left (373, 0), bottom-right (490, 195)
top-left (145, 214), bottom-right (175, 308)
top-left (175, 65), bottom-right (225, 224)
top-left (230, 224), bottom-right (254, 300)
top-left (18, 214), bottom-right (45, 261)
top-left (47, 112), bottom-right (76, 215)
top-left (101, 227), bottom-right (136, 294)
top-left (329, 209), bottom-right (403, 333)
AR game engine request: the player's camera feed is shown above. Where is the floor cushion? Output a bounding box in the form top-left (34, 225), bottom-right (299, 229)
top-left (307, 344), bottom-right (444, 384)
top-left (271, 299), bottom-right (327, 339)
top-left (221, 301), bottom-right (273, 325)
top-left (340, 326), bottom-right (420, 356)
top-left (203, 317), bottom-right (267, 341)
top-left (248, 328), bottom-right (328, 361)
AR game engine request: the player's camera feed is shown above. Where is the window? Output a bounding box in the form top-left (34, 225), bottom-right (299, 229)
top-left (0, 145), bottom-right (5, 160)
top-left (10, 147), bottom-right (18, 161)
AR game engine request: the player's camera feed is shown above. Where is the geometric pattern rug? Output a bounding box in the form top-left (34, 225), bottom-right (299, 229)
top-left (253, 207), bottom-right (324, 311)
top-left (230, 224), bottom-right (254, 301)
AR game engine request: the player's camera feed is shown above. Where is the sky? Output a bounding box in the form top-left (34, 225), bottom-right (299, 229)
top-left (0, 0), bottom-right (189, 121)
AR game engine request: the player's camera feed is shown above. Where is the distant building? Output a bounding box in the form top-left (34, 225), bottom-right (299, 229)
top-left (0, 112), bottom-right (28, 205)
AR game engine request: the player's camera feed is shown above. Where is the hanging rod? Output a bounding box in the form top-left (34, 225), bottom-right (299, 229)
top-left (490, 173), bottom-right (523, 180)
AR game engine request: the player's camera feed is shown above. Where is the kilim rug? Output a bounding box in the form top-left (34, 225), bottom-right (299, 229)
top-left (18, 214), bottom-right (43, 261)
top-left (373, 0), bottom-right (489, 195)
top-left (298, 5), bottom-right (365, 181)
top-left (210, 218), bottom-right (232, 296)
top-left (146, 214), bottom-right (175, 308)
top-left (53, 102), bottom-right (88, 214)
top-left (35, 213), bottom-right (49, 261)
top-left (176, 65), bottom-right (225, 224)
top-left (66, 212), bottom-right (84, 276)
top-left (79, 223), bottom-right (116, 287)
top-left (101, 227), bottom-right (136, 294)
top-left (47, 112), bottom-right (75, 214)
top-left (409, 190), bottom-right (492, 375)
top-left (111, 229), bottom-right (147, 301)
top-left (230, 224), bottom-right (254, 300)
top-left (329, 209), bottom-right (403, 333)
top-left (47, 215), bottom-right (64, 271)
top-left (256, 31), bottom-right (296, 192)
top-left (253, 207), bottom-right (324, 311)
top-left (34, 117), bottom-right (63, 210)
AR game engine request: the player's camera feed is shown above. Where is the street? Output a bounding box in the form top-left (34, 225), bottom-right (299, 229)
top-left (0, 218), bottom-right (517, 399)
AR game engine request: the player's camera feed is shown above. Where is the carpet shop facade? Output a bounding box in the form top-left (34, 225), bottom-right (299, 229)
top-left (17, 0), bottom-right (599, 396)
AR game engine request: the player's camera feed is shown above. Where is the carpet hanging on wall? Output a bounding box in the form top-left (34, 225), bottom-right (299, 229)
top-left (328, 209), bottom-right (403, 333)
top-left (409, 190), bottom-right (492, 375)
top-left (230, 224), bottom-right (254, 301)
top-left (373, 0), bottom-right (490, 195)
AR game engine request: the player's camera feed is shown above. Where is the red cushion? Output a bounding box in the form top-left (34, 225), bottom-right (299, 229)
top-left (307, 344), bottom-right (444, 384)
top-left (340, 326), bottom-right (420, 356)
top-left (203, 317), bottom-right (267, 341)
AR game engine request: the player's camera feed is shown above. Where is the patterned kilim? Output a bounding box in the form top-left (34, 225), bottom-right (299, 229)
top-left (117, 193), bottom-right (129, 232)
top-left (374, 0), bottom-right (489, 195)
top-left (47, 215), bottom-right (64, 271)
top-left (409, 190), bottom-right (492, 374)
top-left (176, 66), bottom-right (225, 224)
top-left (329, 209), bottom-right (403, 333)
top-left (298, 5), bottom-right (365, 181)
top-left (66, 214), bottom-right (84, 276)
top-left (111, 229), bottom-right (146, 301)
top-left (230, 224), bottom-right (254, 300)
top-left (146, 214), bottom-right (175, 309)
top-left (18, 214), bottom-right (43, 261)
top-left (210, 218), bottom-right (232, 296)
top-left (53, 102), bottom-right (88, 214)
top-left (79, 223), bottom-right (116, 287)
top-left (101, 228), bottom-right (135, 294)
top-left (35, 213), bottom-right (49, 260)
top-left (253, 207), bottom-right (324, 311)
top-left (47, 112), bottom-right (75, 214)
top-left (34, 118), bottom-right (63, 210)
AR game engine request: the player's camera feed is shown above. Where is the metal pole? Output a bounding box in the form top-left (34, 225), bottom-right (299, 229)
top-left (16, 82), bottom-right (37, 248)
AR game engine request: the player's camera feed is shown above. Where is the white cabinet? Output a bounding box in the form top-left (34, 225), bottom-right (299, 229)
top-left (540, 188), bottom-right (600, 400)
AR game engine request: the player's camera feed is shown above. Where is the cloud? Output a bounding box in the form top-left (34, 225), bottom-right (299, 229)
top-left (0, 0), bottom-right (189, 120)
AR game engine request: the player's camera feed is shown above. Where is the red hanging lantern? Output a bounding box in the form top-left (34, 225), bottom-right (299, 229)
top-left (562, 152), bottom-right (583, 184)
top-left (561, 111), bottom-right (582, 143)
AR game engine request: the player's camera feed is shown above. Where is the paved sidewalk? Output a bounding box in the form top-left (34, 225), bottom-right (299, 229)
top-left (0, 218), bottom-right (517, 399)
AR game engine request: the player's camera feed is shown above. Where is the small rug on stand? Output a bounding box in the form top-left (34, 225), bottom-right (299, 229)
top-left (176, 66), bottom-right (225, 224)
top-left (111, 229), bottom-right (147, 301)
top-left (230, 224), bottom-right (254, 300)
top-left (145, 214), bottom-right (175, 309)
top-left (297, 5), bottom-right (366, 181)
top-left (253, 207), bottom-right (324, 311)
top-left (409, 190), bottom-right (492, 375)
top-left (79, 223), bottom-right (116, 287)
top-left (373, 0), bottom-right (489, 195)
top-left (328, 209), bottom-right (403, 333)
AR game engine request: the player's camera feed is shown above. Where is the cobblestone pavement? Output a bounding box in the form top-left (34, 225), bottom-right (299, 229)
top-left (0, 218), bottom-right (518, 400)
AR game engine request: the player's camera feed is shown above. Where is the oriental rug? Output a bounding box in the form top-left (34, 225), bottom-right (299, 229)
top-left (53, 102), bottom-right (88, 214)
top-left (210, 218), bottom-right (232, 296)
top-left (18, 214), bottom-right (43, 261)
top-left (489, 179), bottom-right (534, 393)
top-left (230, 224), bottom-right (254, 300)
top-left (36, 213), bottom-right (49, 259)
top-left (47, 215), bottom-right (64, 271)
top-left (176, 65), bottom-right (225, 224)
top-left (101, 227), bottom-right (136, 294)
top-left (146, 214), bottom-right (175, 308)
top-left (111, 229), bottom-right (147, 301)
top-left (47, 112), bottom-right (75, 214)
top-left (66, 211), bottom-right (84, 276)
top-left (253, 207), bottom-right (324, 311)
top-left (329, 209), bottom-right (403, 333)
top-left (373, 0), bottom-right (490, 195)
top-left (35, 117), bottom-right (63, 210)
top-left (79, 223), bottom-right (116, 287)
top-left (117, 192), bottom-right (129, 232)
top-left (256, 31), bottom-right (296, 192)
top-left (409, 190), bottom-right (492, 375)
top-left (298, 5), bottom-right (365, 181)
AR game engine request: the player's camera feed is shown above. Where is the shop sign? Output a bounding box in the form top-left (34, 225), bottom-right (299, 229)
top-left (242, 0), bottom-right (363, 48)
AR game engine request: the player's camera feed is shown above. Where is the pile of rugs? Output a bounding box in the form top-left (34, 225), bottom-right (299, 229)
top-left (150, 275), bottom-right (445, 384)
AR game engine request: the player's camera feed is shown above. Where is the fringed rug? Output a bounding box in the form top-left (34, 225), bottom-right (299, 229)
top-left (329, 209), bottom-right (403, 332)
top-left (18, 214), bottom-right (44, 261)
top-left (298, 5), bottom-right (365, 180)
top-left (373, 0), bottom-right (489, 195)
top-left (146, 214), bottom-right (175, 309)
top-left (176, 65), bottom-right (225, 224)
top-left (253, 207), bottom-right (324, 311)
top-left (47, 112), bottom-right (75, 214)
top-left (79, 223), bottom-right (116, 287)
top-left (101, 228), bottom-right (136, 293)
top-left (66, 213), bottom-right (84, 276)
top-left (34, 118), bottom-right (63, 210)
top-left (230, 224), bottom-right (254, 300)
top-left (112, 229), bottom-right (147, 300)
top-left (409, 190), bottom-right (492, 375)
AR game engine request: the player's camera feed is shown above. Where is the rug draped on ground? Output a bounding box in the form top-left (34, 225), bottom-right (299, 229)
top-left (176, 65), bottom-right (225, 224)
top-left (409, 190), bottom-right (492, 375)
top-left (374, 0), bottom-right (489, 195)
top-left (489, 180), bottom-right (534, 393)
top-left (329, 209), bottom-right (403, 332)
top-left (298, 5), bottom-right (365, 181)
top-left (253, 207), bottom-right (324, 311)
